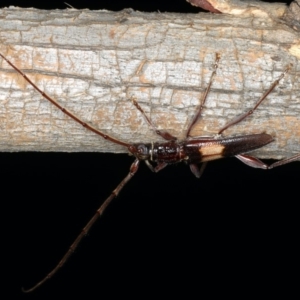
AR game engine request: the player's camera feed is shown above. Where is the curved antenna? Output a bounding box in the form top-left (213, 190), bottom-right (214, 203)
top-left (22, 158), bottom-right (140, 292)
top-left (0, 52), bottom-right (131, 148)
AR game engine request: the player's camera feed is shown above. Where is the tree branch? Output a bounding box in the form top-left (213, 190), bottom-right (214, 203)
top-left (0, 6), bottom-right (299, 159)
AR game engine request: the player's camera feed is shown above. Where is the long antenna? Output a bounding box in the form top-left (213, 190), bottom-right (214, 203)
top-left (22, 158), bottom-right (140, 292)
top-left (0, 52), bottom-right (131, 148)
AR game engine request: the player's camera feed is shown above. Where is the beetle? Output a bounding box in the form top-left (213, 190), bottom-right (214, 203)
top-left (0, 52), bottom-right (299, 292)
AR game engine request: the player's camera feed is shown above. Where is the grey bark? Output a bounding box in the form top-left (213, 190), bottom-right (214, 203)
top-left (0, 6), bottom-right (299, 159)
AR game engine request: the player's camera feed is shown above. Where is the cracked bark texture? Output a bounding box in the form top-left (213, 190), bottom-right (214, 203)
top-left (0, 6), bottom-right (299, 159)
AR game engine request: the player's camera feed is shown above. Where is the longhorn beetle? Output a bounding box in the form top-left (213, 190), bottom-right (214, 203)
top-left (0, 52), bottom-right (299, 292)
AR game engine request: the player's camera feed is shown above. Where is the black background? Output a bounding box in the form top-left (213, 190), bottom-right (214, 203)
top-left (1, 1), bottom-right (298, 298)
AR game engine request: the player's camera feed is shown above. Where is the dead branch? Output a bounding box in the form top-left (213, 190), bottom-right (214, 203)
top-left (0, 6), bottom-right (299, 159)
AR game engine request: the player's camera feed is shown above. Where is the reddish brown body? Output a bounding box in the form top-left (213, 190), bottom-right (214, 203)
top-left (131, 133), bottom-right (273, 166)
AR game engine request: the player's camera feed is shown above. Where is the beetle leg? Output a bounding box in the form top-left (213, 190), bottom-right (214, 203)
top-left (189, 162), bottom-right (207, 178)
top-left (145, 160), bottom-right (168, 172)
top-left (131, 97), bottom-right (177, 141)
top-left (236, 153), bottom-right (300, 169)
